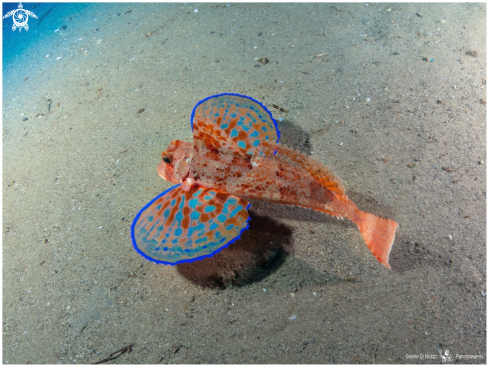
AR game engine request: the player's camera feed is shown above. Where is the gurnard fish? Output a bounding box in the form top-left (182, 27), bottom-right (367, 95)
top-left (132, 93), bottom-right (398, 268)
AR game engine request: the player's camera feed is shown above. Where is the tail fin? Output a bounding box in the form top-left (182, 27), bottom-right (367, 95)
top-left (353, 211), bottom-right (398, 268)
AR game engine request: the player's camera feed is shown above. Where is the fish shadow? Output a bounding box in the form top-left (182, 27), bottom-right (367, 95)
top-left (389, 235), bottom-right (452, 272)
top-left (277, 119), bottom-right (313, 154)
top-left (176, 212), bottom-right (293, 288)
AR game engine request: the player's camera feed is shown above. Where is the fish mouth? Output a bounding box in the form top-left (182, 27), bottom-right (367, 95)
top-left (157, 160), bottom-right (170, 181)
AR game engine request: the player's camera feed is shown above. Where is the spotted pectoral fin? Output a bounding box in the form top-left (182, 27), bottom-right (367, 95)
top-left (192, 116), bottom-right (249, 158)
top-left (191, 93), bottom-right (280, 156)
top-left (131, 184), bottom-right (251, 265)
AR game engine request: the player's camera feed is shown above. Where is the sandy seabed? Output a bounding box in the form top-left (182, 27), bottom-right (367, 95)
top-left (2, 2), bottom-right (486, 364)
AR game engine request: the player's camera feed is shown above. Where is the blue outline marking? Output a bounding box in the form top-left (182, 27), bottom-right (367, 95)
top-left (131, 184), bottom-right (181, 264)
top-left (190, 93), bottom-right (281, 142)
top-left (132, 185), bottom-right (252, 266)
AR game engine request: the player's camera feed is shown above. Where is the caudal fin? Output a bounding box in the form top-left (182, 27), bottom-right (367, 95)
top-left (353, 211), bottom-right (398, 268)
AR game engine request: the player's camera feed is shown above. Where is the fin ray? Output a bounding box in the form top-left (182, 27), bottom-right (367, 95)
top-left (192, 115), bottom-right (248, 157)
top-left (353, 211), bottom-right (398, 268)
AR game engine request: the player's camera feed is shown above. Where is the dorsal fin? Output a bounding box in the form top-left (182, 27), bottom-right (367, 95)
top-left (254, 141), bottom-right (349, 202)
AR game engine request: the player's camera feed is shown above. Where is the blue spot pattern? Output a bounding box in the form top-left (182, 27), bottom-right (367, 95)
top-left (190, 93), bottom-right (281, 156)
top-left (132, 184), bottom-right (251, 265)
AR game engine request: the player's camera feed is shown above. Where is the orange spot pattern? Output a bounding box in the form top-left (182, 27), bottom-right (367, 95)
top-left (133, 185), bottom-right (250, 264)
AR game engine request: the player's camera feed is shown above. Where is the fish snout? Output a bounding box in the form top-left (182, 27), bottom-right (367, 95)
top-left (157, 159), bottom-right (171, 181)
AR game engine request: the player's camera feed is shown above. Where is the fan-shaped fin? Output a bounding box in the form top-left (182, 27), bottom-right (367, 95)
top-left (132, 184), bottom-right (251, 265)
top-left (192, 115), bottom-right (248, 158)
top-left (191, 93), bottom-right (280, 156)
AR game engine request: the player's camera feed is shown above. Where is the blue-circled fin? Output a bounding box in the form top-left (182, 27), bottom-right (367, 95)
top-left (191, 93), bottom-right (280, 156)
top-left (131, 184), bottom-right (251, 265)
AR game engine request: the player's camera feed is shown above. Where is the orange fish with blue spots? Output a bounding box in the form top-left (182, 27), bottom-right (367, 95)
top-left (132, 93), bottom-right (398, 267)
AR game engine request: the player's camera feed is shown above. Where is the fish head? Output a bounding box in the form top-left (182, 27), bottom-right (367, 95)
top-left (157, 140), bottom-right (194, 184)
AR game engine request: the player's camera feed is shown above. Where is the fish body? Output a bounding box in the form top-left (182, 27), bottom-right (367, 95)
top-left (132, 93), bottom-right (398, 267)
top-left (179, 142), bottom-right (345, 216)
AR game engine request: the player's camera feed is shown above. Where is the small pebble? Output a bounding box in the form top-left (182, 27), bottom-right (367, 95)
top-left (289, 315), bottom-right (296, 320)
top-left (448, 234), bottom-right (453, 240)
top-left (194, 9), bottom-right (198, 12)
top-left (22, 117), bottom-right (28, 121)
top-left (56, 56), bottom-right (62, 60)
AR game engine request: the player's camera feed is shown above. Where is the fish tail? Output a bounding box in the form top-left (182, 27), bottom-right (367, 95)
top-left (352, 211), bottom-right (398, 268)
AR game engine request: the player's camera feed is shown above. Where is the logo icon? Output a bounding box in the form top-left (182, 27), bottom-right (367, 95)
top-left (3, 3), bottom-right (38, 32)
top-left (439, 349), bottom-right (452, 363)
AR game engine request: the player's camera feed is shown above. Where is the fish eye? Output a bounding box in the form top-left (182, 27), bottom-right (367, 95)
top-left (162, 155), bottom-right (172, 164)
